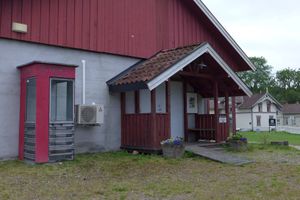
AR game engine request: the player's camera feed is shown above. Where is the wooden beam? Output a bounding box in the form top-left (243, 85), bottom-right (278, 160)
top-left (179, 71), bottom-right (229, 80)
top-left (183, 81), bottom-right (188, 142)
top-left (206, 98), bottom-right (210, 114)
top-left (179, 71), bottom-right (214, 80)
top-left (166, 81), bottom-right (171, 138)
top-left (120, 92), bottom-right (126, 147)
top-left (225, 92), bottom-right (230, 139)
top-left (214, 81), bottom-right (220, 143)
top-left (151, 89), bottom-right (157, 147)
top-left (134, 90), bottom-right (140, 114)
top-left (231, 96), bottom-right (236, 135)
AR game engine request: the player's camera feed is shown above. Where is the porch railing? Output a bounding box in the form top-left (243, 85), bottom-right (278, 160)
top-left (194, 114), bottom-right (229, 141)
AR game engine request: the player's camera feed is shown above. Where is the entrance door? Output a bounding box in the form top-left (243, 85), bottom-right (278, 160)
top-left (170, 81), bottom-right (184, 138)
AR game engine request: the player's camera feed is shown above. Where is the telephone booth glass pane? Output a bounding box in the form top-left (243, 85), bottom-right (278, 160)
top-left (26, 78), bottom-right (36, 122)
top-left (50, 79), bottom-right (74, 122)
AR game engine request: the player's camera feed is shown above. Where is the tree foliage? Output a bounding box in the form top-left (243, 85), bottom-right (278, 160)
top-left (238, 57), bottom-right (300, 104)
top-left (238, 57), bottom-right (273, 93)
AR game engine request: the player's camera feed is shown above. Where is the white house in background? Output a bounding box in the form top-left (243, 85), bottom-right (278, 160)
top-left (278, 104), bottom-right (300, 127)
top-left (236, 92), bottom-right (282, 131)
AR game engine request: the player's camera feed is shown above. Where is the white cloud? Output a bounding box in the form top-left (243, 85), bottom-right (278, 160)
top-left (202, 0), bottom-right (300, 71)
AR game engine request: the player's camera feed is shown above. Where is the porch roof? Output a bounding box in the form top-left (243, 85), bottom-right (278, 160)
top-left (107, 43), bottom-right (252, 97)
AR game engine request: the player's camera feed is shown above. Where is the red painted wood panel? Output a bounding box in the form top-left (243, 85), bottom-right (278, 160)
top-left (0, 0), bottom-right (249, 71)
top-left (31, 0), bottom-right (41, 41)
top-left (122, 114), bottom-right (169, 150)
top-left (21, 0), bottom-right (32, 41)
top-left (40, 0), bottom-right (50, 43)
top-left (58, 0), bottom-right (67, 46)
top-left (66, 0), bottom-right (75, 47)
top-left (195, 114), bottom-right (229, 142)
top-left (195, 114), bottom-right (216, 140)
top-left (49, 0), bottom-right (58, 44)
top-left (12, 0), bottom-right (22, 39)
top-left (74, 0), bottom-right (83, 49)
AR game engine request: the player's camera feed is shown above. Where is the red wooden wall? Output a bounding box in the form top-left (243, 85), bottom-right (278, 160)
top-left (0, 0), bottom-right (249, 71)
top-left (122, 114), bottom-right (169, 150)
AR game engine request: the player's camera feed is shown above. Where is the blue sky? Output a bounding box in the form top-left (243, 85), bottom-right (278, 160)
top-left (202, 0), bottom-right (300, 72)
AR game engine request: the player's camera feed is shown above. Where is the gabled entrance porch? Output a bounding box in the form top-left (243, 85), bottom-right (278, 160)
top-left (107, 43), bottom-right (252, 152)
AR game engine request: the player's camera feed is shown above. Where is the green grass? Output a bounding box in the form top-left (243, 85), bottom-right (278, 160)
top-left (240, 131), bottom-right (300, 145)
top-left (0, 149), bottom-right (300, 200)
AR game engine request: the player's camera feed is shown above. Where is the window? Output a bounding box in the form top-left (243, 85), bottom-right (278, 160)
top-left (256, 115), bottom-right (261, 126)
top-left (258, 103), bottom-right (262, 112)
top-left (139, 89), bottom-right (151, 113)
top-left (267, 102), bottom-right (271, 112)
top-left (26, 78), bottom-right (36, 122)
top-left (284, 117), bottom-right (289, 125)
top-left (50, 79), bottom-right (74, 122)
top-left (155, 83), bottom-right (166, 113)
top-left (125, 91), bottom-right (135, 114)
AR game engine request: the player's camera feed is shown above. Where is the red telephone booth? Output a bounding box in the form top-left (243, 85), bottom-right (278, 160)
top-left (18, 62), bottom-right (77, 163)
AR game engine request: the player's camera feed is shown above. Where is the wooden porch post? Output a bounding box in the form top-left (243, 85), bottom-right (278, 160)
top-left (232, 97), bottom-right (237, 135)
top-left (151, 89), bottom-right (157, 148)
top-left (120, 92), bottom-right (126, 147)
top-left (214, 82), bottom-right (220, 143)
top-left (134, 91), bottom-right (140, 114)
top-left (183, 81), bottom-right (188, 142)
top-left (206, 98), bottom-right (210, 114)
top-left (225, 92), bottom-right (230, 139)
top-left (166, 81), bottom-right (171, 138)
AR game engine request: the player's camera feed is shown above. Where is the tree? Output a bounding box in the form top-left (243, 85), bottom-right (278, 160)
top-left (238, 57), bottom-right (274, 93)
top-left (274, 68), bottom-right (300, 103)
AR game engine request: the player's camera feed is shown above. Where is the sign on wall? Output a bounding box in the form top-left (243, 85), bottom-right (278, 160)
top-left (269, 118), bottom-right (276, 126)
top-left (187, 93), bottom-right (198, 113)
top-left (219, 116), bottom-right (227, 123)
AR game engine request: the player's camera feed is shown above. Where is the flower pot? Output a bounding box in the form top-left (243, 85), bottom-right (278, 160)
top-left (228, 139), bottom-right (248, 151)
top-left (161, 144), bottom-right (185, 158)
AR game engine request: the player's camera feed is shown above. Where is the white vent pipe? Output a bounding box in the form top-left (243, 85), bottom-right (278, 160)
top-left (81, 60), bottom-right (86, 105)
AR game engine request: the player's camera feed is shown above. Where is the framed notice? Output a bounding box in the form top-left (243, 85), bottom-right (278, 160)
top-left (187, 93), bottom-right (198, 113)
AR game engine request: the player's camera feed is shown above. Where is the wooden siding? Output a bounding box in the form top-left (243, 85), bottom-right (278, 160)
top-left (195, 114), bottom-right (216, 140)
top-left (0, 0), bottom-right (248, 71)
top-left (194, 114), bottom-right (229, 141)
top-left (122, 114), bottom-right (169, 150)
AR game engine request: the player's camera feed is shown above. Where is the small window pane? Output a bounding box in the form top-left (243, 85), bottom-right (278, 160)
top-left (51, 79), bottom-right (74, 122)
top-left (139, 89), bottom-right (151, 113)
top-left (156, 83), bottom-right (166, 113)
top-left (125, 91), bottom-right (135, 114)
top-left (26, 78), bottom-right (36, 122)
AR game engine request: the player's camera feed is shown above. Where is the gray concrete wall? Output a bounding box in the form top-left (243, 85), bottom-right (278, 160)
top-left (0, 39), bottom-right (139, 160)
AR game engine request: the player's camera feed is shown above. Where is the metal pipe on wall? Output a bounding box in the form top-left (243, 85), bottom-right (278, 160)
top-left (82, 60), bottom-right (86, 105)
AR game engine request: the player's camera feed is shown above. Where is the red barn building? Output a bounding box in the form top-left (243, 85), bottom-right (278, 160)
top-left (0, 0), bottom-right (254, 162)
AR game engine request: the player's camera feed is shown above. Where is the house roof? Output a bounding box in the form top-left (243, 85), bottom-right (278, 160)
top-left (238, 92), bottom-right (282, 109)
top-left (108, 44), bottom-right (200, 86)
top-left (282, 104), bottom-right (300, 114)
top-left (107, 42), bottom-right (252, 97)
top-left (238, 93), bottom-right (265, 109)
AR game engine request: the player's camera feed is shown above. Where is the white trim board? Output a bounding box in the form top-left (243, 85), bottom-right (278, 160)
top-left (193, 0), bottom-right (256, 71)
top-left (147, 43), bottom-right (252, 97)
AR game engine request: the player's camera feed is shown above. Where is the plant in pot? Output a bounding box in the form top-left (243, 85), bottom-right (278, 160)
top-left (161, 137), bottom-right (185, 158)
top-left (227, 133), bottom-right (248, 151)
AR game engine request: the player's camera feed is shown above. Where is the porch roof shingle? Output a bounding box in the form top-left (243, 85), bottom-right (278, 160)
top-left (107, 43), bottom-right (201, 86)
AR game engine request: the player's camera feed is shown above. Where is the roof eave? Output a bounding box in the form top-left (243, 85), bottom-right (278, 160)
top-left (193, 0), bottom-right (256, 71)
top-left (147, 43), bottom-right (252, 97)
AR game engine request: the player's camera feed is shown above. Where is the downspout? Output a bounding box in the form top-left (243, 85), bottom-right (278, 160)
top-left (81, 60), bottom-right (86, 105)
top-left (251, 107), bottom-right (254, 131)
